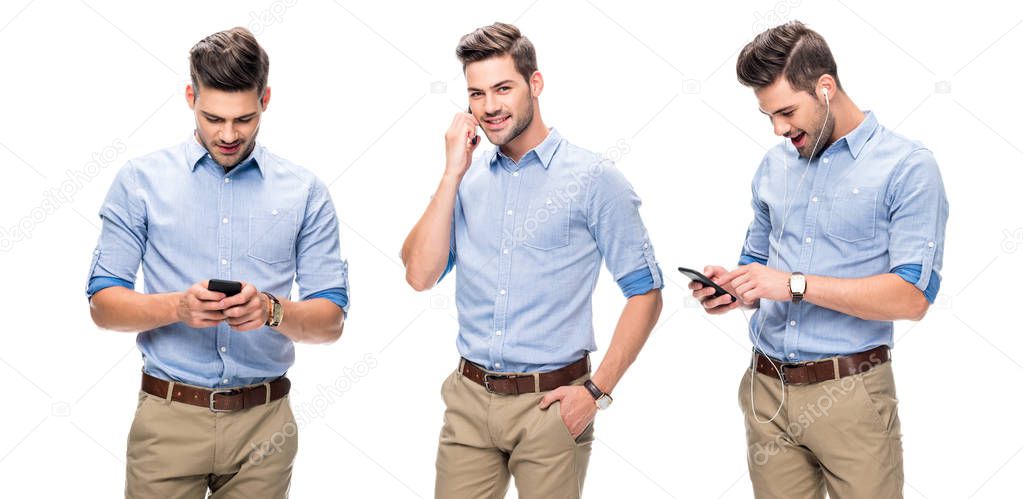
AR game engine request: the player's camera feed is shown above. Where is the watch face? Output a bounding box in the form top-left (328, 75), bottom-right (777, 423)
top-left (596, 395), bottom-right (613, 410)
top-left (791, 275), bottom-right (806, 294)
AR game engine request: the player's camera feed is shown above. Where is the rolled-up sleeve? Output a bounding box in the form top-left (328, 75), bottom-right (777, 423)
top-left (739, 159), bottom-right (771, 266)
top-left (886, 148), bottom-right (948, 301)
top-left (86, 162), bottom-right (146, 299)
top-left (587, 164), bottom-right (663, 298)
top-left (295, 179), bottom-right (350, 315)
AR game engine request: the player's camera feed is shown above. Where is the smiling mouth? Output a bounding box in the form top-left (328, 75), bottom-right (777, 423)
top-left (790, 131), bottom-right (807, 148)
top-left (483, 115), bottom-right (510, 130)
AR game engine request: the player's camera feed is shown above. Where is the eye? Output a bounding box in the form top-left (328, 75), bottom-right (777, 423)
top-left (238, 117), bottom-right (252, 123)
top-left (206, 116), bottom-right (222, 123)
top-left (781, 111), bottom-right (793, 117)
top-left (469, 91), bottom-right (482, 98)
top-left (498, 86), bottom-right (511, 93)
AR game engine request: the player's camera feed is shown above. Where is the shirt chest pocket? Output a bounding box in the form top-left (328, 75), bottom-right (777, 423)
top-left (826, 187), bottom-right (877, 243)
top-left (247, 208), bottom-right (298, 264)
top-left (521, 197), bottom-right (571, 251)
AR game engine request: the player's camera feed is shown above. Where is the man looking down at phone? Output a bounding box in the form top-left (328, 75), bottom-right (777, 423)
top-left (401, 22), bottom-right (663, 498)
top-left (85, 27), bottom-right (348, 498)
top-left (690, 21), bottom-right (948, 499)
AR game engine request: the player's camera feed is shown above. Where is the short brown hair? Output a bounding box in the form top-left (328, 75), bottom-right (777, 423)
top-left (189, 27), bottom-right (269, 98)
top-left (736, 21), bottom-right (840, 94)
top-left (455, 22), bottom-right (537, 83)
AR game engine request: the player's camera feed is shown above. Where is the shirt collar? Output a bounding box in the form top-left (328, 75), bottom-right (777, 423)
top-left (186, 134), bottom-right (266, 177)
top-left (834, 111), bottom-right (879, 160)
top-left (488, 127), bottom-right (562, 170)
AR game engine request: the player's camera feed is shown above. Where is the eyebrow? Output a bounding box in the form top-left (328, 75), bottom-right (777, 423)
top-left (201, 111), bottom-right (257, 121)
top-left (467, 79), bottom-right (516, 92)
top-left (759, 105), bottom-right (796, 116)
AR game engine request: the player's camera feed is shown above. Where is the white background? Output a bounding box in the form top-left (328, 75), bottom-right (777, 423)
top-left (1, 0), bottom-right (1021, 497)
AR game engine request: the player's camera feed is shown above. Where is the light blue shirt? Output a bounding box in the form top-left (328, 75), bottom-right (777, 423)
top-left (444, 128), bottom-right (663, 373)
top-left (740, 112), bottom-right (948, 362)
top-left (86, 137), bottom-right (349, 388)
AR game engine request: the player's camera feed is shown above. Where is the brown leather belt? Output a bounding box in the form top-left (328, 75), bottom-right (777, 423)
top-left (460, 356), bottom-right (590, 395)
top-left (141, 372), bottom-right (291, 412)
top-left (752, 345), bottom-right (890, 385)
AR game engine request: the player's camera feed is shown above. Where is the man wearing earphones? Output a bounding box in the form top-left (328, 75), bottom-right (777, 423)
top-left (402, 22), bottom-right (663, 498)
top-left (691, 21), bottom-right (948, 498)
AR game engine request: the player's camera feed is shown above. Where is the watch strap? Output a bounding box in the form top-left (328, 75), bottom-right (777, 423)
top-left (262, 291), bottom-right (282, 327)
top-left (583, 379), bottom-right (604, 400)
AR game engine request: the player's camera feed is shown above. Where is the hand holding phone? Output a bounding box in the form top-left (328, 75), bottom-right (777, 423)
top-left (468, 106), bottom-right (480, 146)
top-left (679, 266), bottom-right (740, 314)
top-left (208, 279), bottom-right (243, 297)
top-left (175, 280), bottom-right (233, 329)
top-left (444, 108), bottom-right (481, 177)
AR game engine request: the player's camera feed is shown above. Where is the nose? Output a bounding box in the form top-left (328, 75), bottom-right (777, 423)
top-left (484, 94), bottom-right (500, 116)
top-left (772, 117), bottom-right (791, 137)
top-left (221, 123), bottom-right (238, 144)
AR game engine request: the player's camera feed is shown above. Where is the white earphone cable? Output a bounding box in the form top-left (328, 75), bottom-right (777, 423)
top-left (747, 89), bottom-right (830, 425)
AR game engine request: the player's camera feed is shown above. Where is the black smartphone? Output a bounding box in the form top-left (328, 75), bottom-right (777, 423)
top-left (467, 106), bottom-right (480, 145)
top-left (208, 279), bottom-right (242, 297)
top-left (677, 267), bottom-right (736, 303)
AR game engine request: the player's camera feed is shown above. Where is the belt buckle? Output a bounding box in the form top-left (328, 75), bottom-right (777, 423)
top-left (482, 373), bottom-right (514, 394)
top-left (209, 389), bottom-right (234, 413)
top-left (759, 353), bottom-right (789, 384)
top-left (780, 362), bottom-right (813, 385)
top-left (778, 366), bottom-right (788, 384)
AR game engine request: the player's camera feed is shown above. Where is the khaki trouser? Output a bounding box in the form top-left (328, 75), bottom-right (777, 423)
top-left (739, 360), bottom-right (904, 499)
top-left (435, 365), bottom-right (595, 499)
top-left (125, 387), bottom-right (297, 499)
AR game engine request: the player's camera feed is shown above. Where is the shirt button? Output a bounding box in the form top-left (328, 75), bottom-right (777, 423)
top-left (512, 172), bottom-right (519, 177)
top-left (495, 363), bottom-right (502, 368)
top-left (805, 237), bottom-right (812, 244)
top-left (506, 210), bottom-right (513, 216)
top-left (499, 289), bottom-right (506, 295)
top-left (272, 209), bottom-right (279, 216)
top-left (495, 330), bottom-right (503, 336)
top-left (822, 157), bottom-right (830, 164)
top-left (220, 346), bottom-right (227, 352)
top-left (789, 320), bottom-right (797, 327)
top-left (852, 188), bottom-right (860, 195)
top-left (221, 259), bottom-right (228, 265)
top-left (788, 353), bottom-right (797, 359)
top-left (811, 196), bottom-right (819, 203)
top-left (224, 178), bottom-right (230, 183)
top-left (643, 243), bottom-right (649, 249)
top-left (928, 241), bottom-right (935, 248)
top-left (222, 378), bottom-right (230, 384)
top-left (222, 217), bottom-right (229, 224)
top-left (93, 249), bottom-right (100, 255)
top-left (503, 249), bottom-right (509, 254)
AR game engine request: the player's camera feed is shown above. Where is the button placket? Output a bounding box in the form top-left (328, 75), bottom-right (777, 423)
top-left (784, 155), bottom-right (830, 358)
top-left (217, 173), bottom-right (234, 378)
top-left (490, 164), bottom-right (523, 370)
